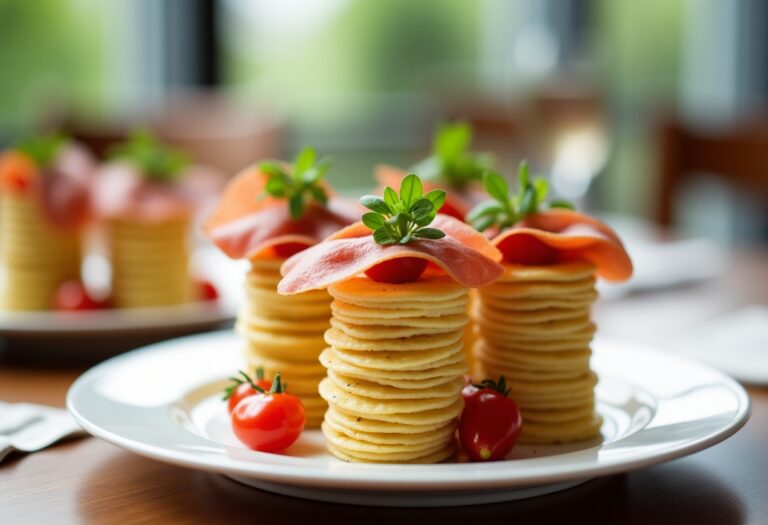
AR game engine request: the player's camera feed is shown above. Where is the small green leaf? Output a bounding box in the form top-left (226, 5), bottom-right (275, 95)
top-left (549, 199), bottom-right (575, 210)
top-left (383, 187), bottom-right (399, 211)
top-left (265, 177), bottom-right (287, 197)
top-left (467, 200), bottom-right (503, 223)
top-left (288, 194), bottom-right (304, 219)
top-left (399, 173), bottom-right (423, 208)
top-left (293, 147), bottom-right (316, 176)
top-left (362, 212), bottom-right (386, 231)
top-left (360, 195), bottom-right (391, 214)
top-left (410, 198), bottom-right (435, 223)
top-left (304, 159), bottom-right (331, 183)
top-left (311, 186), bottom-right (328, 205)
top-left (411, 156), bottom-right (442, 181)
top-left (517, 160), bottom-right (529, 189)
top-left (373, 228), bottom-right (397, 245)
top-left (435, 122), bottom-right (471, 159)
top-left (519, 186), bottom-right (535, 215)
top-left (414, 227), bottom-right (446, 239)
top-left (533, 178), bottom-right (549, 205)
top-left (424, 189), bottom-right (446, 213)
top-left (471, 214), bottom-right (496, 232)
top-left (15, 132), bottom-right (66, 168)
top-left (259, 162), bottom-right (285, 178)
top-left (483, 171), bottom-right (509, 203)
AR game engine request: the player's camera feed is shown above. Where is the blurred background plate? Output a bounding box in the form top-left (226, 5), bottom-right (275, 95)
top-left (0, 249), bottom-right (246, 364)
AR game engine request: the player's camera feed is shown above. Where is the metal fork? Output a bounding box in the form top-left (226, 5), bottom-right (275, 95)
top-left (0, 402), bottom-right (86, 463)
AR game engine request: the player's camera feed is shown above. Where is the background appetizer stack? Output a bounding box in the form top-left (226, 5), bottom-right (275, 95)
top-left (279, 175), bottom-right (504, 463)
top-left (205, 149), bottom-right (357, 428)
top-left (96, 133), bottom-right (204, 309)
top-left (0, 135), bottom-right (93, 310)
top-left (468, 166), bottom-right (633, 444)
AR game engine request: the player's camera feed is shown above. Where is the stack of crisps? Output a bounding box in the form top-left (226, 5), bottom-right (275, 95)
top-left (109, 217), bottom-right (192, 308)
top-left (237, 257), bottom-right (332, 428)
top-left (1, 193), bottom-right (81, 310)
top-left (318, 276), bottom-right (469, 463)
top-left (474, 261), bottom-right (602, 444)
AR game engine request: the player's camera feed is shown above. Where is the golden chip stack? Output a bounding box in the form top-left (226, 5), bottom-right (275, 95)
top-left (109, 217), bottom-right (192, 308)
top-left (318, 275), bottom-right (469, 463)
top-left (237, 257), bottom-right (331, 428)
top-left (474, 261), bottom-right (602, 444)
top-left (0, 193), bottom-right (81, 310)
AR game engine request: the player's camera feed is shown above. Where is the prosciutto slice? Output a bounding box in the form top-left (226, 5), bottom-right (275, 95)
top-left (278, 214), bottom-right (504, 294)
top-left (494, 209), bottom-right (633, 282)
top-left (204, 165), bottom-right (361, 259)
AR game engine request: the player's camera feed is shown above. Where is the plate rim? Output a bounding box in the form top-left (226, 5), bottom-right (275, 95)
top-left (66, 331), bottom-right (751, 491)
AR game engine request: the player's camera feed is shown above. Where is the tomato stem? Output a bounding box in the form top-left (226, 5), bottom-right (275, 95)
top-left (270, 372), bottom-right (288, 394)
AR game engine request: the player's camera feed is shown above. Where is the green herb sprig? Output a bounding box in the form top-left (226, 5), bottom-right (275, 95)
top-left (15, 132), bottom-right (67, 168)
top-left (411, 122), bottom-right (493, 190)
top-left (222, 369), bottom-right (265, 400)
top-left (360, 173), bottom-right (446, 245)
top-left (260, 147), bottom-right (331, 219)
top-left (467, 161), bottom-right (574, 232)
top-left (109, 131), bottom-right (188, 182)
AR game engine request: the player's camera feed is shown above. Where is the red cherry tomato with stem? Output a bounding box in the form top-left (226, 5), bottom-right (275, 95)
top-left (459, 376), bottom-right (523, 461)
top-left (365, 257), bottom-right (428, 284)
top-left (223, 368), bottom-right (273, 414)
top-left (231, 372), bottom-right (305, 453)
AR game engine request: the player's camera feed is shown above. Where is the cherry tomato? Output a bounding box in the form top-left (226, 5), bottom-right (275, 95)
top-left (273, 242), bottom-right (310, 258)
top-left (365, 257), bottom-right (428, 284)
top-left (54, 280), bottom-right (111, 311)
top-left (224, 369), bottom-right (272, 414)
top-left (459, 377), bottom-right (523, 461)
top-left (197, 279), bottom-right (219, 302)
top-left (438, 200), bottom-right (465, 221)
top-left (461, 376), bottom-right (480, 406)
top-left (230, 373), bottom-right (305, 453)
top-left (497, 233), bottom-right (559, 265)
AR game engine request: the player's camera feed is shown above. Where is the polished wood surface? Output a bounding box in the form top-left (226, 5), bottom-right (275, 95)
top-left (2, 249), bottom-right (767, 524)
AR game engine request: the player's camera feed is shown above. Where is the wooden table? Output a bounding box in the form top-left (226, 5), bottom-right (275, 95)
top-left (1, 248), bottom-right (767, 524)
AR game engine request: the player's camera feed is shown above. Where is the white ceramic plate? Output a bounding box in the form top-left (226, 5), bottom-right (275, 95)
top-left (0, 249), bottom-right (246, 336)
top-left (67, 331), bottom-right (750, 507)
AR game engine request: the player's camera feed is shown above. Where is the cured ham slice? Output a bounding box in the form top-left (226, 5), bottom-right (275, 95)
top-left (494, 209), bottom-right (633, 282)
top-left (204, 166), bottom-right (360, 260)
top-left (278, 215), bottom-right (504, 294)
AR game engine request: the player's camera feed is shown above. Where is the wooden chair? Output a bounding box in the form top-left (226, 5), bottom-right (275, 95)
top-left (656, 115), bottom-right (768, 227)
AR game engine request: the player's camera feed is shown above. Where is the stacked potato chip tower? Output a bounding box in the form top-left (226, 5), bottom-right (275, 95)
top-left (318, 276), bottom-right (468, 463)
top-left (109, 217), bottom-right (192, 308)
top-left (237, 257), bottom-right (331, 428)
top-left (474, 261), bottom-right (602, 444)
top-left (1, 193), bottom-right (81, 310)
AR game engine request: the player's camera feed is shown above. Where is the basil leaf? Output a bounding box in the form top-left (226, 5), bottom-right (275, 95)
top-left (519, 186), bottom-right (535, 215)
top-left (414, 227), bottom-right (446, 239)
top-left (410, 198), bottom-right (435, 223)
top-left (399, 173), bottom-right (423, 208)
top-left (362, 212), bottom-right (386, 231)
top-left (265, 177), bottom-right (287, 197)
top-left (259, 162), bottom-right (285, 178)
top-left (293, 147), bottom-right (316, 177)
top-left (467, 200), bottom-right (503, 222)
top-left (549, 199), bottom-right (575, 210)
top-left (383, 187), bottom-right (400, 212)
top-left (435, 122), bottom-right (470, 159)
top-left (534, 178), bottom-right (549, 205)
top-left (424, 189), bottom-right (446, 213)
top-left (288, 194), bottom-right (304, 219)
top-left (373, 228), bottom-right (397, 245)
top-left (360, 195), bottom-right (391, 214)
top-left (517, 160), bottom-right (529, 189)
top-left (483, 171), bottom-right (509, 203)
top-left (471, 214), bottom-right (496, 232)
top-left (311, 186), bottom-right (328, 205)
